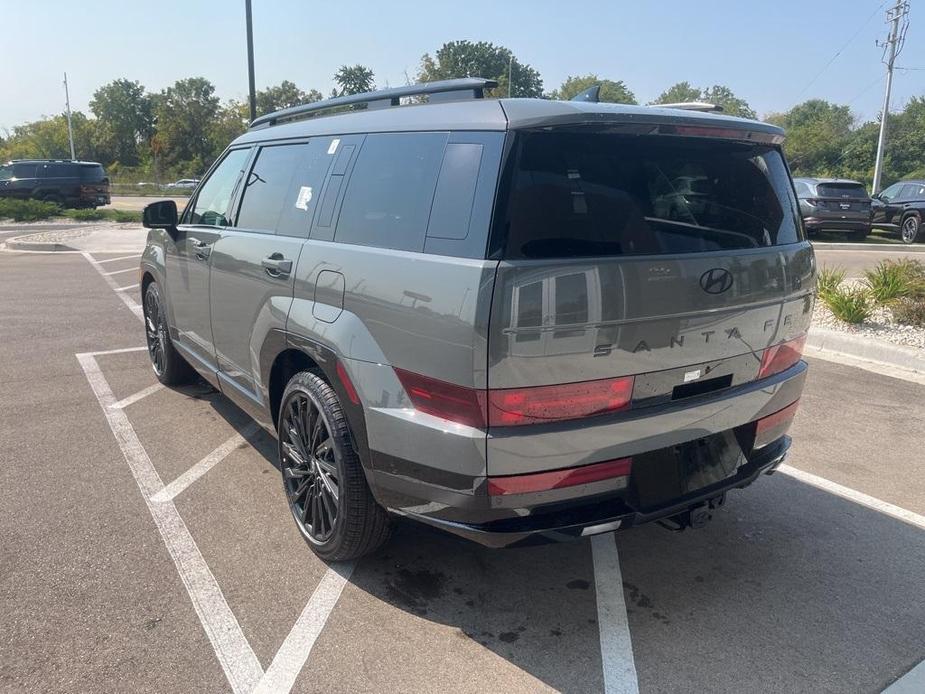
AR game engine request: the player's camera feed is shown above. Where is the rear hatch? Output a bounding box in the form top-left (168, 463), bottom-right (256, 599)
top-left (810, 181), bottom-right (870, 219)
top-left (79, 164), bottom-right (110, 202)
top-left (485, 126), bottom-right (813, 475)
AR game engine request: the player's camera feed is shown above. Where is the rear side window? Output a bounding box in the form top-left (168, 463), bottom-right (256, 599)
top-left (236, 144), bottom-right (304, 233)
top-left (79, 165), bottom-right (106, 182)
top-left (503, 131), bottom-right (802, 259)
top-left (817, 182), bottom-right (868, 198)
top-left (334, 132), bottom-right (447, 252)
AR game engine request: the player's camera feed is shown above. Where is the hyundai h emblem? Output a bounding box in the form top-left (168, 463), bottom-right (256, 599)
top-left (700, 268), bottom-right (733, 294)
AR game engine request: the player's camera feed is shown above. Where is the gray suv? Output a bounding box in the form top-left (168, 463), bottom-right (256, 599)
top-left (140, 79), bottom-right (813, 560)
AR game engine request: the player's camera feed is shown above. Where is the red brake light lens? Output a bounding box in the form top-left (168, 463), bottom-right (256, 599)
top-left (336, 361), bottom-right (360, 405)
top-left (754, 399), bottom-right (800, 448)
top-left (487, 457), bottom-right (633, 496)
top-left (393, 368), bottom-right (487, 428)
top-left (487, 376), bottom-right (634, 426)
top-left (758, 335), bottom-right (806, 380)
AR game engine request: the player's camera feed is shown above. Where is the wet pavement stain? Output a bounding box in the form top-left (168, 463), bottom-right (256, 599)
top-left (498, 631), bottom-right (519, 643)
top-left (384, 568), bottom-right (447, 616)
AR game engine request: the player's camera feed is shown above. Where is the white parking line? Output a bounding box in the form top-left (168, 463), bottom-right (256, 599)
top-left (102, 267), bottom-right (137, 276)
top-left (885, 659), bottom-right (925, 693)
top-left (253, 562), bottom-right (356, 694)
top-left (151, 423), bottom-right (260, 503)
top-left (81, 252), bottom-right (144, 321)
top-left (779, 464), bottom-right (925, 531)
top-left (591, 533), bottom-right (639, 694)
top-left (95, 254), bottom-right (141, 264)
top-left (109, 382), bottom-right (164, 410)
top-left (77, 351), bottom-right (263, 693)
top-left (116, 283), bottom-right (140, 292)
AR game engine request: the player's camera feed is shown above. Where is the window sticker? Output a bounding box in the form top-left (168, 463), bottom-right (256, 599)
top-left (295, 185), bottom-right (313, 210)
top-left (327, 139), bottom-right (340, 155)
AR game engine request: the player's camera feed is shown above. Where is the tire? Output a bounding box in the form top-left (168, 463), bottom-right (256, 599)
top-left (900, 214), bottom-right (921, 244)
top-left (41, 193), bottom-right (63, 207)
top-left (278, 371), bottom-right (391, 561)
top-left (143, 282), bottom-right (195, 386)
top-left (850, 229), bottom-right (869, 242)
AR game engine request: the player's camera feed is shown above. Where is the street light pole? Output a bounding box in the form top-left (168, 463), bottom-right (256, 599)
top-left (245, 0), bottom-right (257, 122)
top-left (63, 72), bottom-right (76, 160)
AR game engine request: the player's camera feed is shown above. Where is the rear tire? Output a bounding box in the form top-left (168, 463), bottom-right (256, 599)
top-left (850, 229), bottom-right (869, 242)
top-left (901, 214), bottom-right (921, 244)
top-left (278, 371), bottom-right (391, 561)
top-left (143, 282), bottom-right (195, 386)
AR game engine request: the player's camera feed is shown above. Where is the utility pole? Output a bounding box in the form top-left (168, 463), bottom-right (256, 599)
top-left (245, 0), bottom-right (257, 122)
top-left (872, 0), bottom-right (910, 193)
top-left (63, 72), bottom-right (76, 160)
top-left (508, 54), bottom-right (513, 97)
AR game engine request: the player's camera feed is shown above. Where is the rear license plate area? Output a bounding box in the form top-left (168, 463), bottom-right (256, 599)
top-left (628, 431), bottom-right (745, 510)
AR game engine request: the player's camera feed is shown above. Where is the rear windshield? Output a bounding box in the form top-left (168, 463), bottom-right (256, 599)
top-left (502, 132), bottom-right (802, 259)
top-left (816, 182), bottom-right (868, 199)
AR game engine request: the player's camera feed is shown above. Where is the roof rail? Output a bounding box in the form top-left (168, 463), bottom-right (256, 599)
top-left (250, 78), bottom-right (499, 129)
top-left (653, 102), bottom-right (724, 113)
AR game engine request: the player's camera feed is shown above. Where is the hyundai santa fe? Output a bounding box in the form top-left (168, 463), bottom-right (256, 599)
top-left (139, 78), bottom-right (814, 560)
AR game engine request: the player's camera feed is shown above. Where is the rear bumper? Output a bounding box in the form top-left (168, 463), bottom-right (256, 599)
top-left (398, 436), bottom-right (790, 548)
top-left (803, 216), bottom-right (870, 233)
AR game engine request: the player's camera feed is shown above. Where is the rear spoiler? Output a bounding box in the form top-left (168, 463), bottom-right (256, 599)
top-left (654, 102), bottom-right (723, 113)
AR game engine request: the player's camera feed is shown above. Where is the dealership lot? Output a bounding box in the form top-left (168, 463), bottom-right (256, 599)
top-left (1, 246), bottom-right (924, 693)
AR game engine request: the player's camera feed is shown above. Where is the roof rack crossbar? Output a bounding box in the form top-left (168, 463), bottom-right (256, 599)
top-left (652, 102), bottom-right (724, 112)
top-left (250, 78), bottom-right (498, 129)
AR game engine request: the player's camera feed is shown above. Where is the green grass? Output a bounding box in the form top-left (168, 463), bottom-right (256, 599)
top-left (816, 265), bottom-right (846, 300)
top-left (822, 286), bottom-right (873, 324)
top-left (864, 259), bottom-right (925, 304)
top-left (60, 208), bottom-right (142, 223)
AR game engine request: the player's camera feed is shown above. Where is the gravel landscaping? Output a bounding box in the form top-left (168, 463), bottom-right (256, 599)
top-left (812, 285), bottom-right (925, 350)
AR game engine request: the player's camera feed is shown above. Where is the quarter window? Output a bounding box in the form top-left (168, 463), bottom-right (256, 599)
top-left (334, 133), bottom-right (448, 252)
top-left (190, 148), bottom-right (250, 226)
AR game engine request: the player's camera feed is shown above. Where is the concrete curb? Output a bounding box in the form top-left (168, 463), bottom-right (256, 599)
top-left (806, 327), bottom-right (925, 374)
top-left (811, 242), bottom-right (925, 252)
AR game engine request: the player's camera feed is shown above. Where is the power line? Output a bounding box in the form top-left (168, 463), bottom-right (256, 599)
top-left (794, 1), bottom-right (887, 101)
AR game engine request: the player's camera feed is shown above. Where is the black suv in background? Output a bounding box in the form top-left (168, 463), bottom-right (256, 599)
top-left (792, 177), bottom-right (871, 241)
top-left (871, 179), bottom-right (925, 244)
top-left (0, 160), bottom-right (111, 208)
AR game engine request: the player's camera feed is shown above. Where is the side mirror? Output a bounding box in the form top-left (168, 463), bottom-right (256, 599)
top-left (143, 200), bottom-right (179, 229)
top-left (871, 193), bottom-right (882, 201)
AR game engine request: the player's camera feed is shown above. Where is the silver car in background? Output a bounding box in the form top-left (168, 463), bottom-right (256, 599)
top-left (139, 79), bottom-right (813, 560)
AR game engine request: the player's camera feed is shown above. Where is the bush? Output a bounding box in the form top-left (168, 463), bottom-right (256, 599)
top-left (0, 198), bottom-right (60, 222)
top-left (864, 259), bottom-right (925, 304)
top-left (822, 286), bottom-right (872, 324)
top-left (64, 208), bottom-right (105, 221)
top-left (112, 210), bottom-right (141, 223)
top-left (816, 266), bottom-right (846, 300)
top-left (892, 297), bottom-right (925, 327)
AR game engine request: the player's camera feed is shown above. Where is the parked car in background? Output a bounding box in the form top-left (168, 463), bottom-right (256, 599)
top-left (0, 159), bottom-right (111, 208)
top-left (871, 179), bottom-right (925, 244)
top-left (166, 178), bottom-right (200, 189)
top-left (140, 78), bottom-right (812, 560)
top-left (792, 177), bottom-right (871, 241)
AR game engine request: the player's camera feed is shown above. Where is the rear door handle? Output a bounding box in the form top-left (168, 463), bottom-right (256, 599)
top-left (189, 237), bottom-right (212, 260)
top-left (262, 254), bottom-right (293, 278)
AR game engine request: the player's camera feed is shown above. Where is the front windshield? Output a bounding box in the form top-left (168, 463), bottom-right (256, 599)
top-left (0, 165), bottom-right (13, 180)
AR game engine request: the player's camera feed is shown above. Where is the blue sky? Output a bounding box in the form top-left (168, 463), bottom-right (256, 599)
top-left (2, 0), bottom-right (922, 131)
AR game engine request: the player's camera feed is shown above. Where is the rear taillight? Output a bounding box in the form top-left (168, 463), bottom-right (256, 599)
top-left (754, 400), bottom-right (800, 448)
top-left (394, 368), bottom-right (487, 428)
top-left (487, 457), bottom-right (633, 496)
top-left (758, 335), bottom-right (806, 380)
top-left (487, 377), bottom-right (633, 426)
top-left (393, 369), bottom-right (634, 429)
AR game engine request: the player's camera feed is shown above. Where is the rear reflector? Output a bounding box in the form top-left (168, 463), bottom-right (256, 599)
top-left (393, 368), bottom-right (487, 428)
top-left (754, 399), bottom-right (800, 448)
top-left (487, 376), bottom-right (634, 426)
top-left (394, 369), bottom-right (634, 428)
top-left (336, 361), bottom-right (360, 405)
top-left (487, 457), bottom-right (633, 496)
top-left (758, 335), bottom-right (806, 380)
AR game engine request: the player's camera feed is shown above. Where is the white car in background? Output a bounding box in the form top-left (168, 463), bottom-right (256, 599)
top-left (166, 178), bottom-right (200, 189)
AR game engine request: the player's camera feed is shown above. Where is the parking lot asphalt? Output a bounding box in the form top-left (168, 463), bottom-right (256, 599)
top-left (813, 246), bottom-right (925, 278)
top-left (1, 245), bottom-right (924, 693)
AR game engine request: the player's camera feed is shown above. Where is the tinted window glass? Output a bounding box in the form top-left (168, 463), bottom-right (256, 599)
top-left (880, 183), bottom-right (903, 202)
top-left (335, 133), bottom-right (447, 252)
top-left (79, 165), bottom-right (106, 182)
top-left (899, 183), bottom-right (921, 200)
top-left (190, 149), bottom-right (250, 226)
top-left (11, 163), bottom-right (36, 178)
top-left (236, 145), bottom-right (304, 233)
top-left (817, 182), bottom-right (868, 198)
top-left (504, 132), bottom-right (802, 259)
top-left (427, 143), bottom-right (483, 240)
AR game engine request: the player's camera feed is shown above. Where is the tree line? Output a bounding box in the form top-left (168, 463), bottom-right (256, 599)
top-left (0, 40), bottom-right (921, 188)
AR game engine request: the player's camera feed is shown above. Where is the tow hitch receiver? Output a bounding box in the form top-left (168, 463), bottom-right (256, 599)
top-left (658, 493), bottom-right (726, 532)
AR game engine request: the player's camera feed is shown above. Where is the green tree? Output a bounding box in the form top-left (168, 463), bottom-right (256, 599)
top-left (332, 65), bottom-right (375, 97)
top-left (765, 99), bottom-right (854, 176)
top-left (210, 99), bottom-right (250, 153)
top-left (651, 82), bottom-right (755, 118)
top-left (549, 74), bottom-right (636, 104)
top-left (0, 112), bottom-right (103, 162)
top-left (256, 80), bottom-right (321, 115)
top-left (418, 40), bottom-right (543, 98)
top-left (651, 81), bottom-right (702, 105)
top-left (89, 79), bottom-right (153, 166)
top-left (153, 77), bottom-right (220, 172)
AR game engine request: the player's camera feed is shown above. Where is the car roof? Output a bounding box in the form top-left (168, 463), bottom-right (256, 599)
top-left (231, 97), bottom-right (784, 147)
top-left (6, 159), bottom-right (102, 166)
